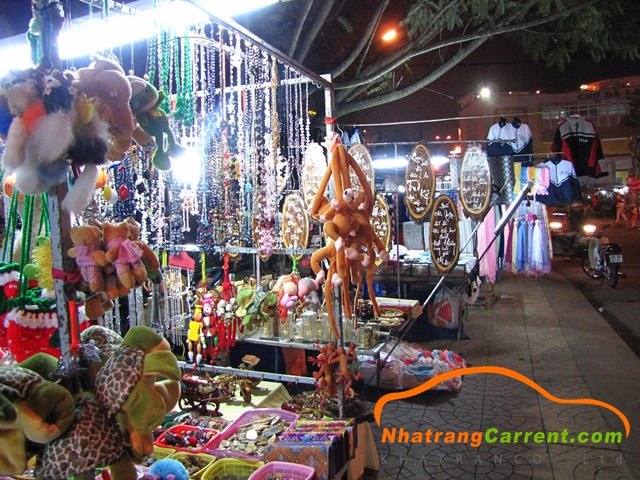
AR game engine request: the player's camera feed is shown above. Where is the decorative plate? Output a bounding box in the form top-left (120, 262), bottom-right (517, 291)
top-left (301, 143), bottom-right (328, 212)
top-left (459, 146), bottom-right (492, 220)
top-left (281, 193), bottom-right (309, 260)
top-left (428, 194), bottom-right (460, 274)
top-left (370, 194), bottom-right (391, 264)
top-left (348, 143), bottom-right (375, 196)
top-left (405, 144), bottom-right (435, 223)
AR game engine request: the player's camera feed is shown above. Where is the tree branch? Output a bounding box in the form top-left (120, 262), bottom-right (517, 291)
top-left (333, 0), bottom-right (596, 91)
top-left (294, 0), bottom-right (335, 63)
top-left (286, 0), bottom-right (314, 57)
top-left (336, 37), bottom-right (487, 118)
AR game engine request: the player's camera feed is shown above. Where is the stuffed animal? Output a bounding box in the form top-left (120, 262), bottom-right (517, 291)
top-left (297, 277), bottom-right (321, 311)
top-left (73, 54), bottom-right (135, 162)
top-left (37, 326), bottom-right (181, 480)
top-left (67, 225), bottom-right (110, 293)
top-left (125, 218), bottom-right (162, 285)
top-left (0, 67), bottom-right (109, 214)
top-left (143, 458), bottom-right (189, 480)
top-left (103, 221), bottom-right (148, 291)
top-left (128, 76), bottom-right (185, 171)
top-left (0, 355), bottom-right (76, 476)
top-left (273, 274), bottom-right (299, 322)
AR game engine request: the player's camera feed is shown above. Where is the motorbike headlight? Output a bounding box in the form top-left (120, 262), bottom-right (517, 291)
top-left (583, 224), bottom-right (597, 234)
top-left (549, 221), bottom-right (564, 230)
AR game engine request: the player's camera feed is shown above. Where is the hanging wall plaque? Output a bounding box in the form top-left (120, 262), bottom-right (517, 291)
top-left (348, 143), bottom-right (375, 196)
top-left (302, 143), bottom-right (329, 212)
top-left (281, 193), bottom-right (309, 260)
top-left (460, 146), bottom-right (492, 220)
top-left (429, 195), bottom-right (460, 274)
top-left (405, 144), bottom-right (435, 223)
top-left (370, 194), bottom-right (391, 264)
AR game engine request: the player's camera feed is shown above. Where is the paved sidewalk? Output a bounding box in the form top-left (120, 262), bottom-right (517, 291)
top-left (362, 272), bottom-right (640, 479)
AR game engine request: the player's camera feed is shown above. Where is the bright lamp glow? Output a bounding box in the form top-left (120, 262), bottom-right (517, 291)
top-left (381, 29), bottom-right (397, 42)
top-left (0, 0), bottom-right (279, 67)
top-left (549, 221), bottom-right (563, 230)
top-left (431, 156), bottom-right (449, 166)
top-left (0, 44), bottom-right (32, 78)
top-left (372, 158), bottom-right (408, 170)
top-left (172, 148), bottom-right (202, 185)
top-left (479, 87), bottom-right (491, 98)
top-left (583, 224), bottom-right (596, 234)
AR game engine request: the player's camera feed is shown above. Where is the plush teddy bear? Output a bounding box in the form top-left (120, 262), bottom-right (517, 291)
top-left (102, 221), bottom-right (148, 291)
top-left (37, 326), bottom-right (181, 480)
top-left (128, 76), bottom-right (185, 171)
top-left (67, 225), bottom-right (110, 293)
top-left (0, 355), bottom-right (76, 476)
top-left (73, 54), bottom-right (135, 162)
top-left (125, 218), bottom-right (162, 285)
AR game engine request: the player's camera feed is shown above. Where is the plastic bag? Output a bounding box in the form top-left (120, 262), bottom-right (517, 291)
top-left (427, 286), bottom-right (461, 329)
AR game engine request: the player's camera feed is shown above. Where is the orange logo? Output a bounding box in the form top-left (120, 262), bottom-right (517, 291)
top-left (374, 366), bottom-right (630, 438)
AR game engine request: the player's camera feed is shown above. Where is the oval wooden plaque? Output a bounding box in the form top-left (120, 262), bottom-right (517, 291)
top-left (302, 143), bottom-right (328, 212)
top-left (281, 193), bottom-right (309, 260)
top-left (348, 143), bottom-right (375, 196)
top-left (429, 194), bottom-right (460, 274)
top-left (371, 194), bottom-right (391, 260)
top-left (460, 146), bottom-right (492, 220)
top-left (405, 144), bottom-right (435, 223)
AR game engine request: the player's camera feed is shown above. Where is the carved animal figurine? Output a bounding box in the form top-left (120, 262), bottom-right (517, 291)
top-left (329, 343), bottom-right (363, 399)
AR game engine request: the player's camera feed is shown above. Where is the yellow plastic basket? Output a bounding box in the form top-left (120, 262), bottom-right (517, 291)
top-left (168, 452), bottom-right (217, 479)
top-left (201, 458), bottom-right (264, 480)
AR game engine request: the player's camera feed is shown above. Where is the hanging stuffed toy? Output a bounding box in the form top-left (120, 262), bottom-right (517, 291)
top-left (0, 67), bottom-right (110, 214)
top-left (72, 54), bottom-right (135, 162)
top-left (128, 76), bottom-right (185, 171)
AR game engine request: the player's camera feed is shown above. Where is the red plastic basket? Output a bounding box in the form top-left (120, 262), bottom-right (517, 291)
top-left (207, 409), bottom-right (299, 460)
top-left (248, 462), bottom-right (315, 480)
top-left (155, 425), bottom-right (219, 453)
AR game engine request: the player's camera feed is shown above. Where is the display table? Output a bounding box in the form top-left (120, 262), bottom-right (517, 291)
top-left (183, 377), bottom-right (379, 479)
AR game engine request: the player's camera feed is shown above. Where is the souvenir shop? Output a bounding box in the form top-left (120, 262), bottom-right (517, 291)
top-left (0, 3), bottom-right (598, 479)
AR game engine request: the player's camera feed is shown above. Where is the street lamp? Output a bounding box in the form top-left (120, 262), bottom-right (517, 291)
top-left (479, 87), bottom-right (491, 99)
top-left (382, 29), bottom-right (397, 42)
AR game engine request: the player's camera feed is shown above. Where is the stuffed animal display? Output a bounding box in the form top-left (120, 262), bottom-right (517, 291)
top-left (0, 353), bottom-right (76, 476)
top-left (310, 142), bottom-right (389, 337)
top-left (0, 66), bottom-right (109, 214)
top-left (128, 76), bottom-right (185, 171)
top-left (28, 326), bottom-right (182, 480)
top-left (67, 219), bottom-right (160, 319)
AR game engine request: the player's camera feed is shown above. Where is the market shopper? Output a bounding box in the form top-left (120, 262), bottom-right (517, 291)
top-left (615, 194), bottom-right (629, 223)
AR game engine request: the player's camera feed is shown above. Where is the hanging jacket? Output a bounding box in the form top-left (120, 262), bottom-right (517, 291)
top-left (551, 116), bottom-right (606, 178)
top-left (535, 156), bottom-right (582, 206)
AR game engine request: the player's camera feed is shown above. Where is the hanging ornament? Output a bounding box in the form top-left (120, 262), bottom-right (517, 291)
top-left (118, 185), bottom-right (130, 201)
top-left (108, 192), bottom-right (118, 205)
top-left (405, 144), bottom-right (436, 224)
top-left (103, 185), bottom-right (112, 201)
top-left (95, 167), bottom-right (108, 189)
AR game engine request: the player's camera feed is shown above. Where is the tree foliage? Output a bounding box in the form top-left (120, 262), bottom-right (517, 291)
top-left (240, 0), bottom-right (640, 118)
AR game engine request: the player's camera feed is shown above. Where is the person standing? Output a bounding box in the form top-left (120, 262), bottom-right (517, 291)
top-left (616, 194), bottom-right (629, 223)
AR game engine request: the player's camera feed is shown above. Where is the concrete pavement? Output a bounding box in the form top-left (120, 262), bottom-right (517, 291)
top-left (361, 272), bottom-right (640, 479)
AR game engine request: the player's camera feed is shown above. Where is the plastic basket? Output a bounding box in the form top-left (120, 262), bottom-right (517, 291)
top-left (248, 462), bottom-right (315, 480)
top-left (207, 409), bottom-right (299, 460)
top-left (155, 425), bottom-right (220, 453)
top-left (168, 452), bottom-right (217, 479)
top-left (201, 458), bottom-right (264, 480)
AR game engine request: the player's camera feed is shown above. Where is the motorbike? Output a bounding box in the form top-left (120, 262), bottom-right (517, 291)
top-left (581, 223), bottom-right (623, 288)
top-left (549, 206), bottom-right (588, 258)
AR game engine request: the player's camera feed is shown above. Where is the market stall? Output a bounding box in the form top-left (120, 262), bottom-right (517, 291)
top-left (0, 3), bottom-right (478, 480)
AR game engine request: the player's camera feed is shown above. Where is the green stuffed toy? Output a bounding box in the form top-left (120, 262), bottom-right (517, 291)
top-left (0, 353), bottom-right (75, 477)
top-left (128, 76), bottom-right (185, 171)
top-left (37, 326), bottom-right (181, 480)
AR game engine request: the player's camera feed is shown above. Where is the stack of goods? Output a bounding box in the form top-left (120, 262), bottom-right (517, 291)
top-left (207, 409), bottom-right (298, 459)
top-left (359, 341), bottom-right (466, 391)
top-left (264, 418), bottom-right (355, 480)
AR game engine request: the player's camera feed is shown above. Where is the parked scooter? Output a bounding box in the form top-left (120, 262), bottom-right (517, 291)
top-left (581, 223), bottom-right (624, 288)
